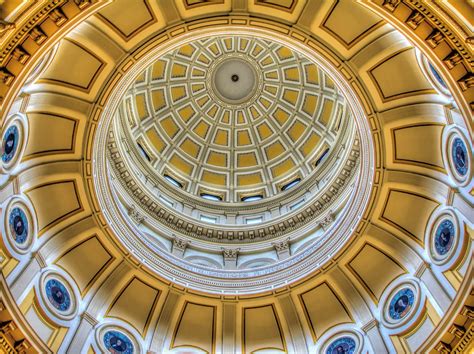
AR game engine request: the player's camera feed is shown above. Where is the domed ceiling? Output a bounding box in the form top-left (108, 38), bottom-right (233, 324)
top-left (120, 35), bottom-right (350, 202)
top-left (101, 29), bottom-right (365, 293)
top-left (0, 1), bottom-right (472, 354)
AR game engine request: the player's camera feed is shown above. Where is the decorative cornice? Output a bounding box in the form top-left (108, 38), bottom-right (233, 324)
top-left (0, 21), bottom-right (15, 36)
top-left (444, 304), bottom-right (474, 353)
top-left (0, 275), bottom-right (51, 353)
top-left (0, 0), bottom-right (106, 110)
top-left (319, 211), bottom-right (334, 230)
top-left (361, 0), bottom-right (473, 130)
top-left (107, 130), bottom-right (360, 242)
top-left (88, 19), bottom-right (377, 294)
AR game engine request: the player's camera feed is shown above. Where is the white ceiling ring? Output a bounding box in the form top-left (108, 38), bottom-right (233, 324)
top-left (91, 25), bottom-right (375, 295)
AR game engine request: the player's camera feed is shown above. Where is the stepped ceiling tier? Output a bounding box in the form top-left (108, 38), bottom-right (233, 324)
top-left (0, 1), bottom-right (473, 354)
top-left (101, 29), bottom-right (366, 293)
top-left (118, 35), bottom-right (354, 202)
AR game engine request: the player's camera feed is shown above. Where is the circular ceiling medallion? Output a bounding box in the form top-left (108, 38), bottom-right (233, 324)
top-left (425, 206), bottom-right (465, 268)
top-left (45, 279), bottom-right (71, 312)
top-left (318, 329), bottom-right (364, 354)
top-left (39, 271), bottom-right (78, 321)
top-left (103, 330), bottom-right (134, 354)
top-left (451, 137), bottom-right (468, 176)
top-left (2, 196), bottom-right (36, 255)
top-left (9, 207), bottom-right (28, 245)
top-left (326, 336), bottom-right (356, 354)
top-left (433, 219), bottom-right (455, 257)
top-left (92, 26), bottom-right (374, 294)
top-left (388, 287), bottom-right (415, 321)
top-left (380, 279), bottom-right (423, 330)
top-left (443, 126), bottom-right (472, 187)
top-left (0, 114), bottom-right (27, 172)
top-left (95, 324), bottom-right (142, 354)
top-left (211, 57), bottom-right (259, 104)
top-left (1, 125), bottom-right (19, 164)
top-left (416, 52), bottom-right (451, 97)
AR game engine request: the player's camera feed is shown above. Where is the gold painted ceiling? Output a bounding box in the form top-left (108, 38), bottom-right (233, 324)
top-left (0, 1), bottom-right (472, 354)
top-left (122, 35), bottom-right (348, 201)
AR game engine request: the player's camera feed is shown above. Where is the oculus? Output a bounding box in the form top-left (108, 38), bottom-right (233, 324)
top-left (103, 330), bottom-right (134, 354)
top-left (200, 193), bottom-right (222, 202)
top-left (164, 175), bottom-right (183, 188)
top-left (315, 148), bottom-right (330, 167)
top-left (388, 288), bottom-right (415, 321)
top-left (434, 219), bottom-right (455, 256)
top-left (1, 125), bottom-right (19, 164)
top-left (326, 337), bottom-right (356, 354)
top-left (451, 137), bottom-right (468, 176)
top-left (8, 207), bottom-right (28, 245)
top-left (241, 194), bottom-right (263, 202)
top-left (281, 178), bottom-right (301, 191)
top-left (45, 279), bottom-right (71, 312)
top-left (212, 57), bottom-right (258, 103)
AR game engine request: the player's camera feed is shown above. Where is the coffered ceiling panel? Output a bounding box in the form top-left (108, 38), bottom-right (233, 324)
top-left (39, 39), bottom-right (104, 92)
top-left (369, 48), bottom-right (435, 102)
top-left (321, 0), bottom-right (383, 48)
top-left (347, 243), bottom-right (406, 301)
top-left (171, 301), bottom-right (216, 353)
top-left (243, 305), bottom-right (286, 353)
top-left (98, 0), bottom-right (156, 39)
top-left (25, 181), bottom-right (82, 234)
top-left (299, 282), bottom-right (353, 341)
top-left (23, 113), bottom-right (77, 159)
top-left (55, 236), bottom-right (114, 295)
top-left (106, 277), bottom-right (160, 335)
top-left (381, 189), bottom-right (440, 245)
top-left (123, 35), bottom-right (346, 200)
top-left (392, 124), bottom-right (445, 171)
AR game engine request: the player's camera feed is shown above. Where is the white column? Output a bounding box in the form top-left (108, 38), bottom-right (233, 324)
top-left (362, 319), bottom-right (389, 354)
top-left (221, 302), bottom-right (237, 354)
top-left (10, 252), bottom-right (45, 301)
top-left (276, 293), bottom-right (308, 354)
top-left (66, 312), bottom-right (98, 354)
top-left (85, 261), bottom-right (132, 317)
top-left (148, 289), bottom-right (182, 353)
top-left (417, 263), bottom-right (452, 313)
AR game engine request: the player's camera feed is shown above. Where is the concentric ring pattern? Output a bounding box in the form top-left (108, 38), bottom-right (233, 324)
top-left (122, 36), bottom-right (348, 202)
top-left (1, 1), bottom-right (473, 353)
